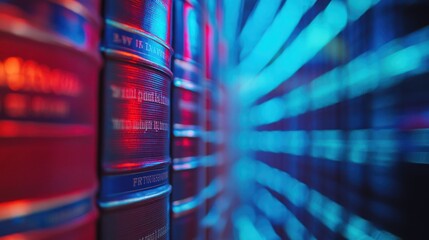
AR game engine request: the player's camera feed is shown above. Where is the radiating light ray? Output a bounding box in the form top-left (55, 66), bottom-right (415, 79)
top-left (239, 0), bottom-right (315, 65)
top-left (248, 27), bottom-right (429, 126)
top-left (172, 177), bottom-right (223, 215)
top-left (202, 194), bottom-right (229, 228)
top-left (228, 1), bottom-right (429, 239)
top-left (237, 0), bottom-right (382, 106)
top-left (240, 129), bottom-right (399, 165)
top-left (407, 128), bottom-right (429, 164)
top-left (253, 187), bottom-right (313, 240)
top-left (238, 0), bottom-right (283, 60)
top-left (238, 0), bottom-right (348, 105)
top-left (249, 86), bottom-right (309, 126)
top-left (233, 206), bottom-right (264, 240)
top-left (223, 0), bottom-right (243, 47)
top-left (235, 158), bottom-right (399, 239)
top-left (347, 0), bottom-right (380, 21)
top-left (255, 217), bottom-right (281, 240)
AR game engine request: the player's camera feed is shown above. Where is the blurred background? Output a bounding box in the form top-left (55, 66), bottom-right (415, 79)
top-left (222, 0), bottom-right (429, 239)
top-left (0, 0), bottom-right (428, 239)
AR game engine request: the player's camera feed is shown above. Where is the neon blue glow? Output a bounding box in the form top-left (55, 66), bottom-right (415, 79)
top-left (250, 98), bottom-right (285, 126)
top-left (246, 131), bottom-right (307, 155)
top-left (347, 0), bottom-right (379, 21)
top-left (242, 129), bottom-right (400, 164)
top-left (233, 207), bottom-right (264, 240)
top-left (202, 195), bottom-right (230, 234)
top-left (255, 217), bottom-right (281, 240)
top-left (239, 0), bottom-right (283, 59)
top-left (173, 156), bottom-right (201, 170)
top-left (238, 0), bottom-right (316, 75)
top-left (224, 1), bottom-right (429, 239)
top-left (172, 177), bottom-right (222, 215)
top-left (201, 154), bottom-right (223, 167)
top-left (251, 187), bottom-right (314, 239)
top-left (174, 78), bottom-right (201, 91)
top-left (285, 215), bottom-right (308, 240)
top-left (349, 130), bottom-right (370, 164)
top-left (310, 70), bottom-right (341, 110)
top-left (202, 177), bottom-right (223, 200)
top-left (407, 129), bottom-right (429, 164)
top-left (250, 86), bottom-right (309, 125)
top-left (249, 27), bottom-right (429, 126)
top-left (311, 130), bottom-right (344, 161)
top-left (173, 128), bottom-right (201, 137)
top-left (254, 188), bottom-right (287, 223)
top-left (223, 0), bottom-right (243, 47)
top-left (239, 0), bottom-right (348, 105)
top-left (237, 158), bottom-right (399, 239)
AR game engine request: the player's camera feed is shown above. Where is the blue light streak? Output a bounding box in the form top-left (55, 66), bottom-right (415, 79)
top-left (238, 0), bottom-right (283, 60)
top-left (255, 217), bottom-right (281, 240)
top-left (346, 0), bottom-right (380, 21)
top-left (202, 194), bottom-right (229, 229)
top-left (233, 206), bottom-right (264, 240)
top-left (226, 1), bottom-right (429, 239)
top-left (223, 0), bottom-right (243, 47)
top-left (238, 0), bottom-right (316, 73)
top-left (238, 0), bottom-right (349, 105)
top-left (241, 129), bottom-right (400, 165)
top-left (249, 27), bottom-right (429, 126)
top-left (254, 187), bottom-right (314, 240)
top-left (234, 158), bottom-right (400, 239)
top-left (172, 177), bottom-right (223, 215)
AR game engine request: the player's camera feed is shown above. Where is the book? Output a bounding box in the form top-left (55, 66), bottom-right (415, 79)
top-left (201, 1), bottom-right (224, 238)
top-left (0, 0), bottom-right (101, 238)
top-left (98, 0), bottom-right (173, 239)
top-left (170, 0), bottom-right (206, 239)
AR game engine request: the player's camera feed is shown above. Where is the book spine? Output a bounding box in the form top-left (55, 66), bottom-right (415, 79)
top-left (202, 1), bottom-right (225, 239)
top-left (0, 0), bottom-right (101, 237)
top-left (99, 0), bottom-right (173, 239)
top-left (171, 0), bottom-right (205, 239)
top-left (99, 185), bottom-right (171, 239)
top-left (202, 84), bottom-right (225, 240)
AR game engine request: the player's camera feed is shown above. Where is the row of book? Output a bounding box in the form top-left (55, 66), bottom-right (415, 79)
top-left (170, 0), bottom-right (226, 239)
top-left (0, 0), bottom-right (101, 238)
top-left (0, 0), bottom-right (224, 239)
top-left (170, 0), bottom-right (205, 239)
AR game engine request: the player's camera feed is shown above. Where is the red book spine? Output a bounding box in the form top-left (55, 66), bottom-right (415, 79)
top-left (0, 1), bottom-right (101, 237)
